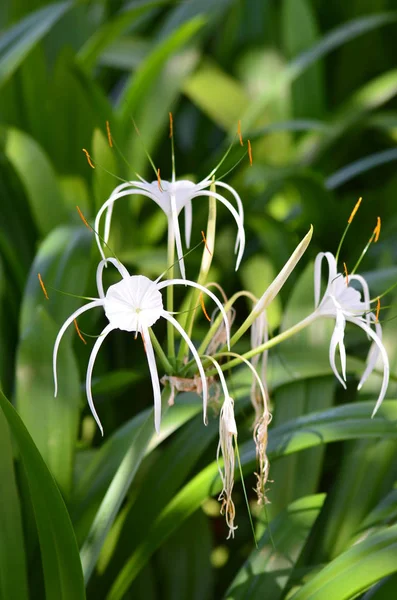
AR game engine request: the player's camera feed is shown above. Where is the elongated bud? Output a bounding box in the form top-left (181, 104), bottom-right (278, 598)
top-left (374, 216), bottom-right (381, 242)
top-left (82, 148), bottom-right (95, 169)
top-left (348, 197), bottom-right (362, 223)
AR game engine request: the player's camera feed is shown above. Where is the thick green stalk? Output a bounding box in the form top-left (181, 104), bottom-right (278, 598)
top-left (149, 329), bottom-right (173, 374)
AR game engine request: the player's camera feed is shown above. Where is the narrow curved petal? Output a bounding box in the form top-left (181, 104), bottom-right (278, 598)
top-left (190, 190), bottom-right (246, 270)
top-left (94, 189), bottom-right (160, 261)
top-left (103, 181), bottom-right (149, 244)
top-left (158, 278), bottom-right (230, 349)
top-left (357, 314), bottom-right (382, 388)
top-left (314, 252), bottom-right (338, 308)
top-left (96, 257), bottom-right (130, 298)
top-left (214, 181), bottom-right (244, 253)
top-left (348, 316), bottom-right (390, 415)
top-left (86, 323), bottom-right (115, 436)
top-left (142, 326), bottom-right (162, 433)
top-left (203, 355), bottom-right (229, 398)
top-left (53, 300), bottom-right (104, 396)
top-left (161, 311), bottom-right (208, 424)
top-left (184, 199), bottom-right (193, 249)
top-left (170, 193), bottom-right (186, 279)
top-left (328, 310), bottom-right (347, 389)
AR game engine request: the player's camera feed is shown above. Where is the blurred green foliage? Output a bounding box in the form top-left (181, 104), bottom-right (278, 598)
top-left (1, 1), bottom-right (397, 598)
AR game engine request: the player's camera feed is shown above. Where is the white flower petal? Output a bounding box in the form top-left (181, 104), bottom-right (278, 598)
top-left (348, 316), bottom-right (390, 416)
top-left (358, 314), bottom-right (382, 388)
top-left (141, 326), bottom-right (162, 433)
top-left (94, 188), bottom-right (160, 261)
top-left (184, 199), bottom-right (193, 249)
top-left (161, 311), bottom-right (208, 423)
top-left (170, 193), bottom-right (186, 279)
top-left (96, 257), bottom-right (130, 298)
top-left (86, 323), bottom-right (114, 436)
top-left (314, 252), bottom-right (338, 308)
top-left (328, 310), bottom-right (347, 389)
top-left (53, 300), bottom-right (104, 397)
top-left (349, 273), bottom-right (371, 329)
top-left (158, 278), bottom-right (230, 349)
top-left (190, 190), bottom-right (246, 270)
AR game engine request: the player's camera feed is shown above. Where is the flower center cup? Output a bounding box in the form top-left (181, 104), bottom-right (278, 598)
top-left (104, 275), bottom-right (163, 332)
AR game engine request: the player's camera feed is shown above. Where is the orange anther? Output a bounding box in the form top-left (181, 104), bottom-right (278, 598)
top-left (74, 319), bottom-right (87, 344)
top-left (201, 230), bottom-right (212, 255)
top-left (199, 292), bottom-right (211, 322)
top-left (157, 168), bottom-right (163, 191)
top-left (237, 120), bottom-right (243, 146)
top-left (38, 273), bottom-right (49, 300)
top-left (106, 120), bottom-right (113, 148)
top-left (76, 206), bottom-right (90, 229)
top-left (373, 216), bottom-right (381, 243)
top-left (376, 297), bottom-right (381, 323)
top-left (82, 148), bottom-right (95, 169)
top-left (343, 262), bottom-right (349, 286)
top-left (247, 139), bottom-right (253, 166)
top-left (348, 197), bottom-right (362, 224)
top-left (169, 112), bottom-right (173, 139)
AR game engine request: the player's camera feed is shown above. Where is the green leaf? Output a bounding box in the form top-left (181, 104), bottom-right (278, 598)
top-left (183, 59), bottom-right (249, 129)
top-left (0, 1), bottom-right (71, 88)
top-left (290, 525), bottom-right (397, 600)
top-left (15, 306), bottom-right (80, 497)
top-left (282, 0), bottom-right (325, 119)
top-left (226, 494), bottom-right (326, 600)
top-left (243, 12), bottom-right (397, 131)
top-left (4, 127), bottom-right (67, 235)
top-left (0, 406), bottom-right (29, 599)
top-left (117, 16), bottom-right (205, 125)
top-left (106, 401), bottom-right (397, 597)
top-left (0, 390), bottom-right (85, 600)
top-left (77, 1), bottom-right (165, 70)
top-left (325, 148), bottom-right (397, 189)
top-left (20, 225), bottom-right (92, 334)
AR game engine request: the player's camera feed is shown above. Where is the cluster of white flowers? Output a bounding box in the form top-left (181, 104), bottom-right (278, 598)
top-left (52, 123), bottom-right (390, 537)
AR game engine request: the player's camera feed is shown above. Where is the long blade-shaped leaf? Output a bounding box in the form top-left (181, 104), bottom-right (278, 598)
top-left (0, 390), bottom-right (85, 599)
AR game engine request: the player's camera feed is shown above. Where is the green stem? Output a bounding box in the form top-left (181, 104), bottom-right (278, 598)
top-left (149, 328), bottom-right (173, 374)
top-left (167, 222), bottom-right (175, 358)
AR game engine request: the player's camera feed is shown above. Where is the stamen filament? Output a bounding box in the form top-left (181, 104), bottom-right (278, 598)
top-left (343, 262), bottom-right (349, 286)
top-left (335, 197), bottom-right (362, 264)
top-left (351, 216), bottom-right (381, 274)
top-left (201, 230), bottom-right (212, 255)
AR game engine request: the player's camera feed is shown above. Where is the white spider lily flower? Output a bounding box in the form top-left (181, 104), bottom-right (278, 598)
top-left (314, 252), bottom-right (389, 416)
top-left (94, 176), bottom-right (245, 279)
top-left (53, 258), bottom-right (230, 435)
